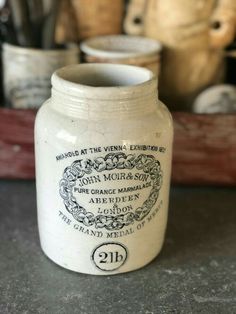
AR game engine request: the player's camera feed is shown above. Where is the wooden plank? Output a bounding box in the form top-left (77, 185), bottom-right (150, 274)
top-left (0, 109), bottom-right (35, 179)
top-left (172, 112), bottom-right (236, 185)
top-left (0, 108), bottom-right (236, 185)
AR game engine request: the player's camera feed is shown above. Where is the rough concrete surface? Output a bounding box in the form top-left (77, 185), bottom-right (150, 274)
top-left (0, 181), bottom-right (235, 314)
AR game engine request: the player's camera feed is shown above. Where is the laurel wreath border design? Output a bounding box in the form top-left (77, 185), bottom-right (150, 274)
top-left (59, 152), bottom-right (163, 230)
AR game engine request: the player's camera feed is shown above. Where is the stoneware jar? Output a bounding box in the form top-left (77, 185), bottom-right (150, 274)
top-left (3, 43), bottom-right (79, 108)
top-left (35, 63), bottom-right (173, 275)
top-left (80, 35), bottom-right (162, 76)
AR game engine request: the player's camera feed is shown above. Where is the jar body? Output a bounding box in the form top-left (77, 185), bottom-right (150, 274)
top-left (35, 64), bottom-right (173, 275)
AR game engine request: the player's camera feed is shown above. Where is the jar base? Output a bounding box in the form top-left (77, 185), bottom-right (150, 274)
top-left (40, 243), bottom-right (164, 276)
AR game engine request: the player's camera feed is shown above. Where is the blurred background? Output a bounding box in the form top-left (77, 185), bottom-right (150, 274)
top-left (0, 0), bottom-right (236, 111)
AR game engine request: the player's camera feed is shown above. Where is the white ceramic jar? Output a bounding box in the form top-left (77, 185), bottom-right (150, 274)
top-left (3, 43), bottom-right (79, 108)
top-left (35, 64), bottom-right (173, 275)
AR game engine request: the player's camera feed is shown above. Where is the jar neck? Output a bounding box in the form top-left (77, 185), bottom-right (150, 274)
top-left (50, 64), bottom-right (159, 119)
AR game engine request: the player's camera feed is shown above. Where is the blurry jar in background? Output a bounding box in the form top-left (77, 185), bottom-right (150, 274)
top-left (81, 35), bottom-right (162, 76)
top-left (3, 43), bottom-right (79, 108)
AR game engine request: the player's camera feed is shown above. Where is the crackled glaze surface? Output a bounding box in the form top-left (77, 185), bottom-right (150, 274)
top-left (35, 64), bottom-right (173, 275)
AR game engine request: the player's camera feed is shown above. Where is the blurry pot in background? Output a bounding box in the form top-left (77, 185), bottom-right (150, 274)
top-left (124, 0), bottom-right (236, 111)
top-left (55, 0), bottom-right (78, 45)
top-left (71, 0), bottom-right (124, 40)
top-left (3, 43), bottom-right (79, 108)
top-left (193, 84), bottom-right (236, 113)
top-left (56, 0), bottom-right (124, 43)
top-left (81, 35), bottom-right (162, 76)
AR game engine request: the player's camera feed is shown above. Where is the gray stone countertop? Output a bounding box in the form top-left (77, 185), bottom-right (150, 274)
top-left (0, 181), bottom-right (235, 314)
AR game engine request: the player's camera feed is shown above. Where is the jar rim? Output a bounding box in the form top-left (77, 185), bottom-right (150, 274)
top-left (3, 42), bottom-right (79, 55)
top-left (52, 63), bottom-right (157, 100)
top-left (80, 35), bottom-right (162, 59)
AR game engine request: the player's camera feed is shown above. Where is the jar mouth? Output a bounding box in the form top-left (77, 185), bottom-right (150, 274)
top-left (52, 63), bottom-right (157, 100)
top-left (80, 35), bottom-right (162, 59)
top-left (3, 42), bottom-right (79, 55)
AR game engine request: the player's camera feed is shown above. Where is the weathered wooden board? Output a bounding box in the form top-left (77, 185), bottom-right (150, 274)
top-left (0, 109), bottom-right (35, 179)
top-left (0, 108), bottom-right (236, 185)
top-left (172, 112), bottom-right (236, 185)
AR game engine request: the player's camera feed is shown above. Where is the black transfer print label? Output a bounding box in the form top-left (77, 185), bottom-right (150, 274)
top-left (58, 145), bottom-right (164, 234)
